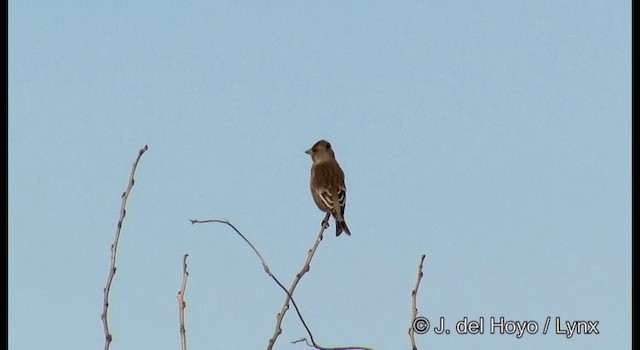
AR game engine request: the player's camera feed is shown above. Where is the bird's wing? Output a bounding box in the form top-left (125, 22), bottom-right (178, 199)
top-left (313, 161), bottom-right (346, 216)
top-left (315, 187), bottom-right (336, 212)
top-left (337, 184), bottom-right (346, 216)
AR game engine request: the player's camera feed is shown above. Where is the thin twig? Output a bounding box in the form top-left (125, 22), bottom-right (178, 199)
top-left (177, 254), bottom-right (190, 350)
top-left (408, 254), bottom-right (426, 350)
top-left (292, 337), bottom-right (375, 350)
top-left (267, 212), bottom-right (330, 350)
top-left (101, 145), bottom-right (149, 350)
top-left (190, 218), bottom-right (324, 348)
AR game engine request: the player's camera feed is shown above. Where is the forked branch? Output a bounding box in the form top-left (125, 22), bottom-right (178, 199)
top-left (191, 214), bottom-right (372, 350)
top-left (190, 218), bottom-right (321, 348)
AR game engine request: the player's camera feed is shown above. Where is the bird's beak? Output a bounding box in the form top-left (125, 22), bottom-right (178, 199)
top-left (305, 149), bottom-right (312, 155)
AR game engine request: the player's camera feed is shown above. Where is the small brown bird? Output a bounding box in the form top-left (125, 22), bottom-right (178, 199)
top-left (306, 140), bottom-right (351, 236)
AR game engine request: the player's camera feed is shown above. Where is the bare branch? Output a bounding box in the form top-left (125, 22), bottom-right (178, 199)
top-left (190, 216), bottom-right (324, 349)
top-left (408, 254), bottom-right (426, 350)
top-left (191, 214), bottom-right (369, 350)
top-left (267, 212), bottom-right (330, 350)
top-left (177, 254), bottom-right (190, 350)
top-left (190, 219), bottom-right (270, 274)
top-left (101, 145), bottom-right (149, 350)
top-left (292, 337), bottom-right (375, 350)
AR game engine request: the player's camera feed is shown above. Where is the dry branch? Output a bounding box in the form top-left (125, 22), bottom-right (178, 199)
top-left (267, 212), bottom-right (330, 349)
top-left (177, 254), bottom-right (190, 350)
top-left (292, 337), bottom-right (375, 350)
top-left (101, 145), bottom-right (149, 350)
top-left (191, 215), bottom-right (370, 350)
top-left (408, 254), bottom-right (426, 350)
top-left (190, 218), bottom-right (321, 347)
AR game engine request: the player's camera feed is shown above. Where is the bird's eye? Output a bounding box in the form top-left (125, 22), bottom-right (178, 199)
top-left (326, 142), bottom-right (332, 149)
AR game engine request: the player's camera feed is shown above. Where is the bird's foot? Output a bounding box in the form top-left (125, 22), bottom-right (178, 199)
top-left (321, 213), bottom-right (331, 229)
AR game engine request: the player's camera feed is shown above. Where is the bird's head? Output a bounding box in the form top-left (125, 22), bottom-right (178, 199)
top-left (305, 139), bottom-right (335, 163)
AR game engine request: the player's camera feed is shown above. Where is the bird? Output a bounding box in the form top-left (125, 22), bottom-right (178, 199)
top-left (305, 140), bottom-right (351, 236)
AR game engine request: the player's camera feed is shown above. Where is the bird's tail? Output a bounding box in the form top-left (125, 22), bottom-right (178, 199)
top-left (336, 218), bottom-right (351, 237)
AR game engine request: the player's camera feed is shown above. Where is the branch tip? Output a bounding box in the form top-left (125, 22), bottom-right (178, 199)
top-left (408, 254), bottom-right (427, 350)
top-left (101, 145), bottom-right (148, 350)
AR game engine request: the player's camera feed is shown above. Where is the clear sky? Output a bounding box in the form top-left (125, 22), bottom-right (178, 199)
top-left (9, 1), bottom-right (630, 349)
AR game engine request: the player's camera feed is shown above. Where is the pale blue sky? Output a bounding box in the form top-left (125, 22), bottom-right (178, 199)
top-left (9, 1), bottom-right (630, 349)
